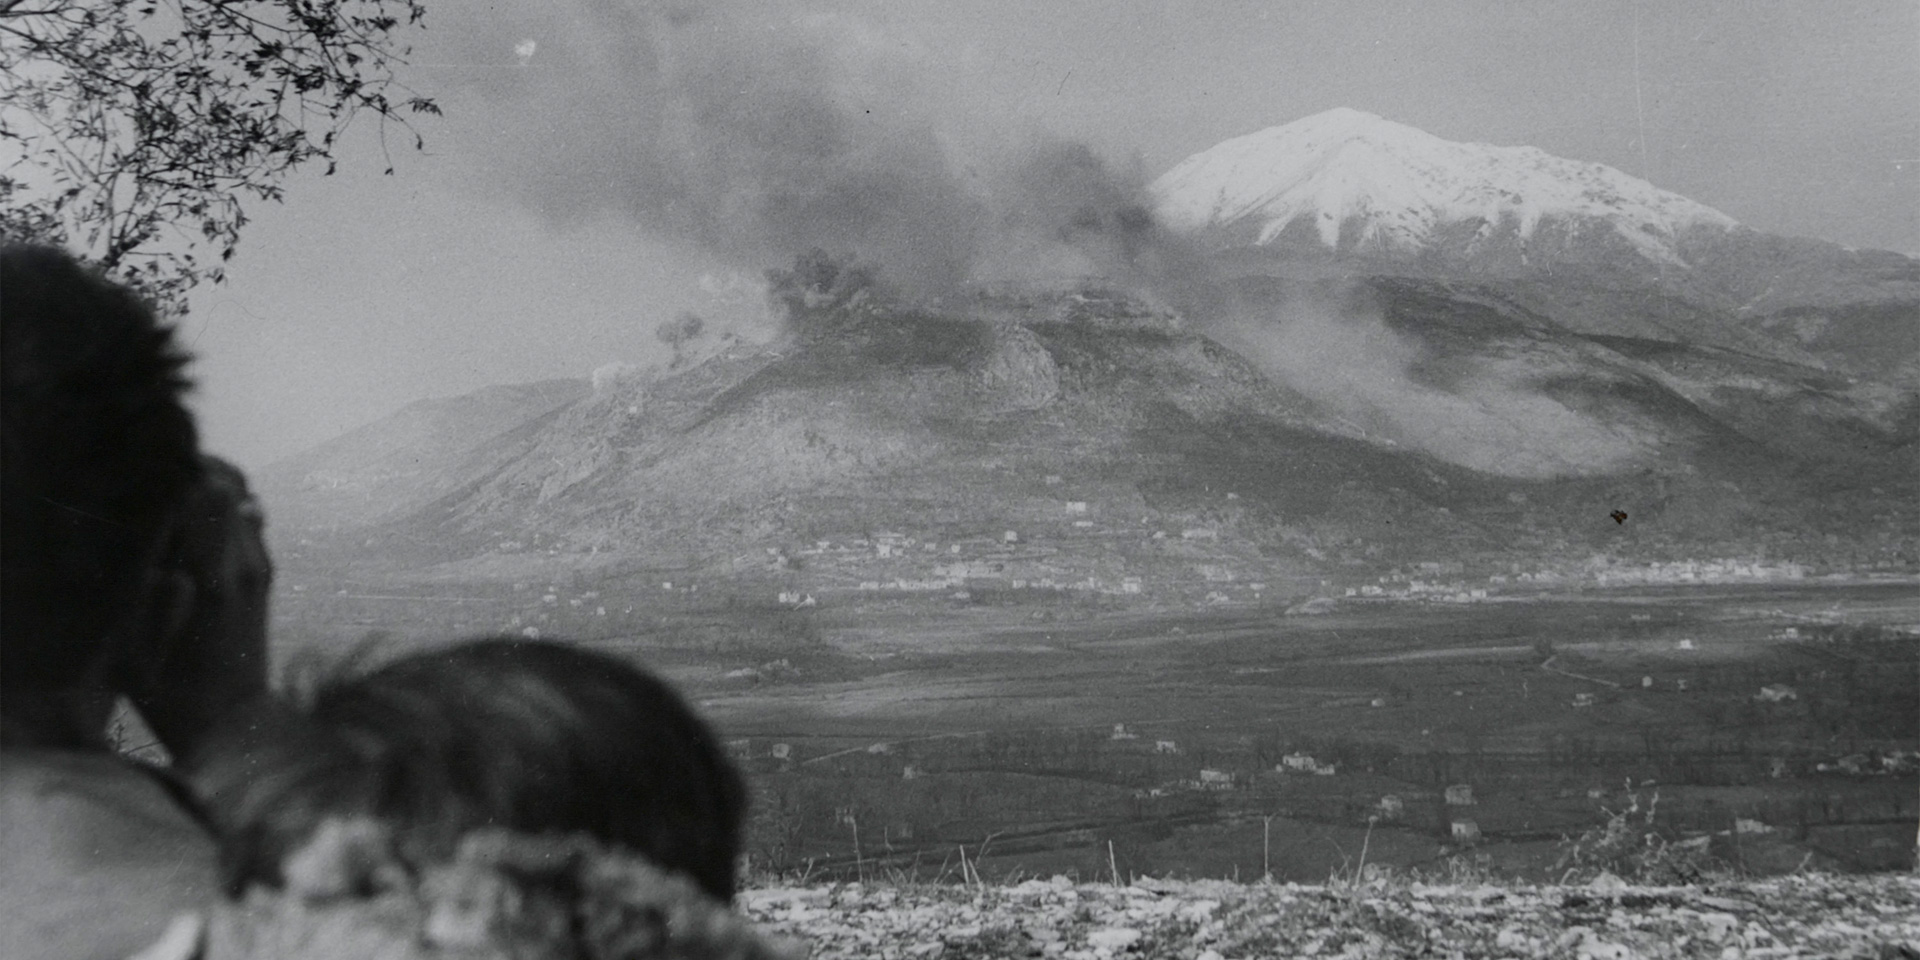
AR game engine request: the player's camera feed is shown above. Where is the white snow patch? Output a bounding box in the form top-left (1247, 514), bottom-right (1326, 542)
top-left (1152, 107), bottom-right (1737, 264)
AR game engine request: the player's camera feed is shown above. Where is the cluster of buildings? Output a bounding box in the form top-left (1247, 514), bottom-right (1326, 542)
top-left (1340, 555), bottom-right (1818, 600)
top-left (1346, 581), bottom-right (1490, 602)
top-left (759, 492), bottom-right (1277, 605)
top-left (1498, 556), bottom-right (1812, 586)
top-left (1814, 750), bottom-right (1918, 776)
top-left (1277, 753), bottom-right (1339, 776)
top-left (1586, 557), bottom-right (1810, 585)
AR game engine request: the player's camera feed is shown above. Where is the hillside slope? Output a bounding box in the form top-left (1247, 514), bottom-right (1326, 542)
top-left (257, 378), bottom-right (590, 533)
top-left (261, 115), bottom-right (1917, 589)
top-left (273, 282), bottom-right (1914, 595)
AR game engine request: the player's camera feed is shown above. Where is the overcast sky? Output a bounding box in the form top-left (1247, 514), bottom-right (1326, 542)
top-left (181, 0), bottom-right (1919, 472)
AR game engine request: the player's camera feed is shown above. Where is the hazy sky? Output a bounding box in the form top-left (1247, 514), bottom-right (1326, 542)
top-left (180, 0), bottom-right (1918, 472)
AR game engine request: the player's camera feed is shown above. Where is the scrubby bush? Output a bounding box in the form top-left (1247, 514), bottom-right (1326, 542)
top-left (1553, 781), bottom-right (1726, 884)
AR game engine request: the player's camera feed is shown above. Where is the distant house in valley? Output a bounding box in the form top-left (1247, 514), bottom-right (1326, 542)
top-left (1756, 684), bottom-right (1799, 703)
top-left (1831, 754), bottom-right (1870, 774)
top-left (1155, 740), bottom-right (1179, 754)
top-left (1451, 820), bottom-right (1481, 842)
top-left (1198, 769), bottom-right (1233, 788)
top-left (1445, 784), bottom-right (1475, 806)
top-left (1376, 796), bottom-right (1405, 820)
top-left (1280, 753), bottom-right (1318, 772)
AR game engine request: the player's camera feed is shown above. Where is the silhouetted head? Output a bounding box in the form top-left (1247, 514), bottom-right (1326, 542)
top-left (113, 454), bottom-right (274, 757)
top-left (1, 244), bottom-right (203, 748)
top-left (188, 638), bottom-right (747, 903)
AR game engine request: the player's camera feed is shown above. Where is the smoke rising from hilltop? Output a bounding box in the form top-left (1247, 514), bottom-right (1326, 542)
top-left (455, 2), bottom-right (1209, 306)
top-left (438, 2), bottom-right (1635, 479)
top-left (457, 2), bottom-right (978, 299)
top-left (976, 139), bottom-right (1223, 315)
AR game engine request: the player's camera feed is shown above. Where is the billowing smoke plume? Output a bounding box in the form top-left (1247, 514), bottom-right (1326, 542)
top-left (1212, 289), bottom-right (1652, 478)
top-left (976, 140), bottom-right (1222, 315)
top-left (449, 2), bottom-right (1207, 306)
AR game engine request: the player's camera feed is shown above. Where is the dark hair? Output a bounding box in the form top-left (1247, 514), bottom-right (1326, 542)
top-left (187, 638), bottom-right (747, 903)
top-left (113, 454), bottom-right (273, 757)
top-left (1, 245), bottom-right (201, 735)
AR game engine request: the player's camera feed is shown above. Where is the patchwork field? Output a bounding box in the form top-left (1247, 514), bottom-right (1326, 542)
top-left (271, 580), bottom-right (1919, 882)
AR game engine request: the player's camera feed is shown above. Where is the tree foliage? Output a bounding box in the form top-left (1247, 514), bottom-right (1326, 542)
top-left (656, 310), bottom-right (704, 348)
top-left (0, 0), bottom-right (439, 315)
top-left (656, 310), bottom-right (705, 367)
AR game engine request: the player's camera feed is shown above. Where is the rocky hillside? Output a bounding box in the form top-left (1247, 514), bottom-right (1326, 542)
top-left (262, 275), bottom-right (1913, 598)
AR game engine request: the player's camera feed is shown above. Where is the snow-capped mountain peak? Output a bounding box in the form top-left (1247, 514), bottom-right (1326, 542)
top-left (1151, 108), bottom-right (1738, 264)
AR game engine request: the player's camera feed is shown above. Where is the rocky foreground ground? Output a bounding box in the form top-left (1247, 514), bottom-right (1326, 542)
top-left (740, 873), bottom-right (1920, 960)
top-left (146, 828), bottom-right (1920, 959)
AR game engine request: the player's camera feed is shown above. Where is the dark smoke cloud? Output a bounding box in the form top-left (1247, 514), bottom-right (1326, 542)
top-left (956, 137), bottom-right (1226, 321)
top-left (446, 2), bottom-right (1209, 306)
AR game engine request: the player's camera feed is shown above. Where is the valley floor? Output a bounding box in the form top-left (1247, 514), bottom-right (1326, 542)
top-left (740, 872), bottom-right (1920, 960)
top-left (271, 579), bottom-right (1920, 884)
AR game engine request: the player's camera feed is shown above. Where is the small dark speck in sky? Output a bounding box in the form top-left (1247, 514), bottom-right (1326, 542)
top-left (1610, 510), bottom-right (1629, 525)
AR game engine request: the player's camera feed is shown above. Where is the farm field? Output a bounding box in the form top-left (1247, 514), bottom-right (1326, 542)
top-left (272, 580), bottom-right (1919, 882)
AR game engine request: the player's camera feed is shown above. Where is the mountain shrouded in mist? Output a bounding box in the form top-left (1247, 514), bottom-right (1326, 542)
top-left (260, 110), bottom-right (1917, 592)
top-left (257, 280), bottom-right (1913, 591)
top-left (1152, 108), bottom-right (1737, 265)
top-left (1144, 108), bottom-right (1751, 266)
top-left (1153, 108), bottom-right (1920, 382)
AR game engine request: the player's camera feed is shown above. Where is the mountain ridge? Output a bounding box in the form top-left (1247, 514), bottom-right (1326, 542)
top-left (1152, 107), bottom-right (1737, 265)
top-left (1153, 108), bottom-right (1920, 382)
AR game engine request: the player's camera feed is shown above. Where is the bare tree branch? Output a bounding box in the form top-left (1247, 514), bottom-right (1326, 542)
top-left (0, 0), bottom-right (437, 316)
